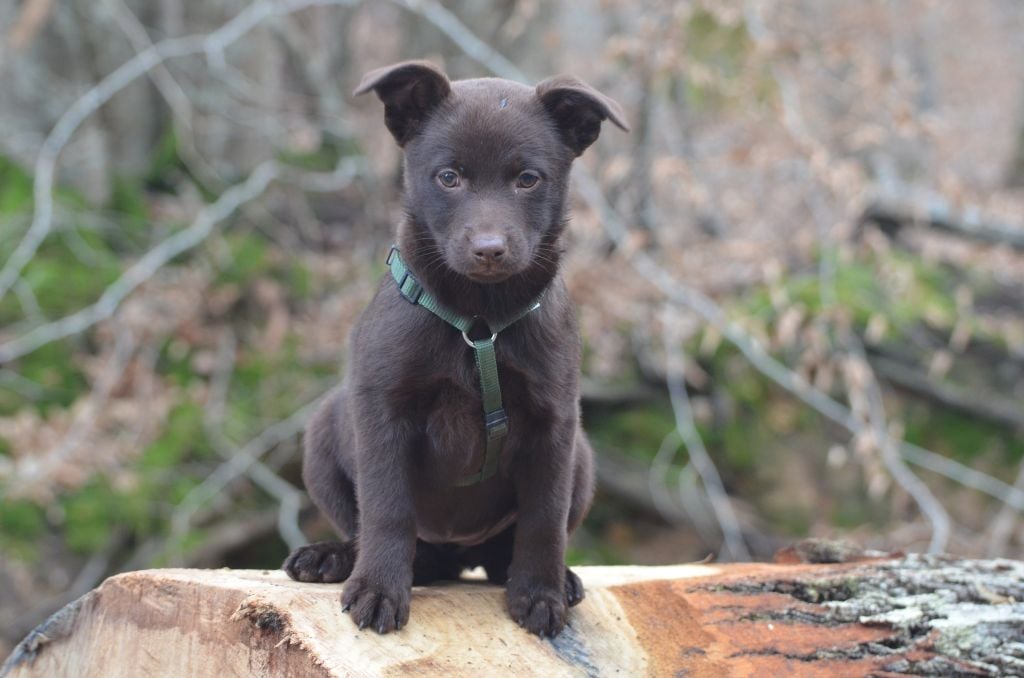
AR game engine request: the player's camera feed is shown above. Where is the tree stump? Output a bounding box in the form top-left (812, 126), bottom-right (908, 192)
top-left (3, 553), bottom-right (1023, 676)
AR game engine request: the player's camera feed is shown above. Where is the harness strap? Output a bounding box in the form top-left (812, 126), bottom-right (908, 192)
top-left (386, 245), bottom-right (540, 486)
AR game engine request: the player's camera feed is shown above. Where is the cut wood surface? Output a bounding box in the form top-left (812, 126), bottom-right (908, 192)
top-left (3, 553), bottom-right (1024, 677)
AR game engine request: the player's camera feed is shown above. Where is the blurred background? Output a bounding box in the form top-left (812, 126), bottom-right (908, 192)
top-left (2, 0), bottom-right (1024, 652)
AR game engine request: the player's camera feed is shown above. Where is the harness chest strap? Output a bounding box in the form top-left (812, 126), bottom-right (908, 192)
top-left (386, 245), bottom-right (541, 486)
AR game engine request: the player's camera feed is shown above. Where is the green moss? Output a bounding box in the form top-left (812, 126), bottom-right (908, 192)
top-left (0, 156), bottom-right (33, 215)
top-left (277, 134), bottom-right (362, 172)
top-left (903, 404), bottom-right (1023, 465)
top-left (58, 474), bottom-right (153, 553)
top-left (146, 128), bottom-right (184, 190)
top-left (718, 416), bottom-right (758, 470)
top-left (585, 400), bottom-right (677, 463)
top-left (0, 220), bottom-right (122, 327)
top-left (216, 232), bottom-right (268, 287)
top-left (678, 10), bottom-right (775, 110)
top-left (0, 499), bottom-right (46, 540)
top-left (0, 341), bottom-right (88, 415)
top-left (49, 403), bottom-right (215, 556)
top-left (280, 259), bottom-right (313, 299)
top-left (686, 9), bottom-right (750, 76)
top-left (141, 402), bottom-right (214, 469)
top-left (763, 505), bottom-right (812, 537)
top-left (829, 496), bottom-right (889, 530)
top-left (737, 247), bottom-right (964, 343)
top-left (0, 499), bottom-right (47, 560)
top-left (830, 504), bottom-right (869, 529)
top-left (565, 543), bottom-right (625, 566)
top-left (156, 337), bottom-right (198, 388)
top-left (61, 480), bottom-right (116, 553)
top-left (105, 177), bottom-right (153, 248)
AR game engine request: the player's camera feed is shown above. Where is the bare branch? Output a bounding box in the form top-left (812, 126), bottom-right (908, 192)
top-left (0, 154), bottom-right (364, 365)
top-left (201, 330), bottom-right (307, 551)
top-left (397, 0), bottom-right (526, 82)
top-left (170, 397), bottom-right (320, 554)
top-left (662, 305), bottom-right (751, 561)
top-left (0, 161), bottom-right (279, 364)
top-left (0, 0), bottom-right (358, 304)
top-left (848, 340), bottom-right (952, 553)
top-left (101, 0), bottom-right (194, 129)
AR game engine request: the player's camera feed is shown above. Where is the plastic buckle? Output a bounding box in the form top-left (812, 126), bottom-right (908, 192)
top-left (484, 409), bottom-right (509, 439)
top-left (386, 245), bottom-right (399, 265)
top-left (397, 271), bottom-right (423, 304)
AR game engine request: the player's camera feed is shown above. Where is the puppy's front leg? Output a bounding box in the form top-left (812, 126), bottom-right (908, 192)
top-left (506, 421), bottom-right (576, 637)
top-left (341, 413), bottom-right (417, 634)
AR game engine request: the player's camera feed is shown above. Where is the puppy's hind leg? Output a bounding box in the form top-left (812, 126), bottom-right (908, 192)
top-left (284, 388), bottom-right (359, 583)
top-left (412, 541), bottom-right (463, 585)
top-left (463, 525), bottom-right (516, 585)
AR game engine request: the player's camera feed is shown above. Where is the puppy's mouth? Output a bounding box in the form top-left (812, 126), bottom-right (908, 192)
top-left (449, 252), bottom-right (523, 284)
top-left (464, 268), bottom-right (515, 284)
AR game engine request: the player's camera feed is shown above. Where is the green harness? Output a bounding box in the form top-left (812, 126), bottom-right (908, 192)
top-left (386, 245), bottom-right (542, 486)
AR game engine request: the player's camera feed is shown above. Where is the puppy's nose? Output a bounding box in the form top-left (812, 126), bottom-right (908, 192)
top-left (471, 235), bottom-right (506, 262)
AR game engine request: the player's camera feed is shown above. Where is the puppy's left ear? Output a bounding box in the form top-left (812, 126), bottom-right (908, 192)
top-left (536, 75), bottom-right (629, 156)
top-left (354, 60), bottom-right (452, 146)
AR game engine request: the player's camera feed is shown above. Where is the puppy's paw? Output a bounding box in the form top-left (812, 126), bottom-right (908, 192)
top-left (507, 581), bottom-right (568, 638)
top-left (282, 541), bottom-right (355, 583)
top-left (341, 577), bottom-right (410, 634)
top-left (565, 567), bottom-right (585, 607)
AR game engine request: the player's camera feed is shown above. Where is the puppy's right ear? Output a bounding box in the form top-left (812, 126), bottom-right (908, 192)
top-left (354, 60), bottom-right (451, 147)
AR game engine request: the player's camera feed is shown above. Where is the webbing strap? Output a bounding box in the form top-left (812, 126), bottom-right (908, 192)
top-left (387, 246), bottom-right (540, 486)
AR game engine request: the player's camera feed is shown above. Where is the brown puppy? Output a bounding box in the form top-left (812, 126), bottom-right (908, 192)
top-left (283, 60), bottom-right (628, 637)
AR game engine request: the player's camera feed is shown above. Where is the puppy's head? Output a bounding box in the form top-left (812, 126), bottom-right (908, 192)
top-left (355, 61), bottom-right (628, 284)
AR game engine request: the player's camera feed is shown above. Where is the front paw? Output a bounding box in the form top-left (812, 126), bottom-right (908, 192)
top-left (283, 541), bottom-right (355, 583)
top-left (341, 576), bottom-right (410, 634)
top-left (507, 580), bottom-right (568, 638)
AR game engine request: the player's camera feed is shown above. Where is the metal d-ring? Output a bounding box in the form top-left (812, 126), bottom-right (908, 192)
top-left (462, 316), bottom-right (496, 347)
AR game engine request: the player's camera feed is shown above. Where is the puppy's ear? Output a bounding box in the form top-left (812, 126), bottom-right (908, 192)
top-left (535, 75), bottom-right (629, 156)
top-left (354, 60), bottom-right (451, 146)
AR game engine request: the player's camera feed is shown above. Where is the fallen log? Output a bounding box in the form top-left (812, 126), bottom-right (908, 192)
top-left (862, 195), bottom-right (1024, 251)
top-left (3, 553), bottom-right (1024, 676)
top-left (867, 352), bottom-right (1024, 433)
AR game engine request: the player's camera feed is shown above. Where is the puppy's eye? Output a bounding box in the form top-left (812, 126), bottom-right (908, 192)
top-left (437, 169), bottom-right (460, 188)
top-left (516, 172), bottom-right (540, 189)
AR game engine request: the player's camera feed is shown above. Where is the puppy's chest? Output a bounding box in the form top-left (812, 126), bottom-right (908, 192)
top-left (419, 356), bottom-right (547, 457)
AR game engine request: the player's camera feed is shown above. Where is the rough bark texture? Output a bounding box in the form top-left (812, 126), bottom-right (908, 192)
top-left (3, 554), bottom-right (1024, 677)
